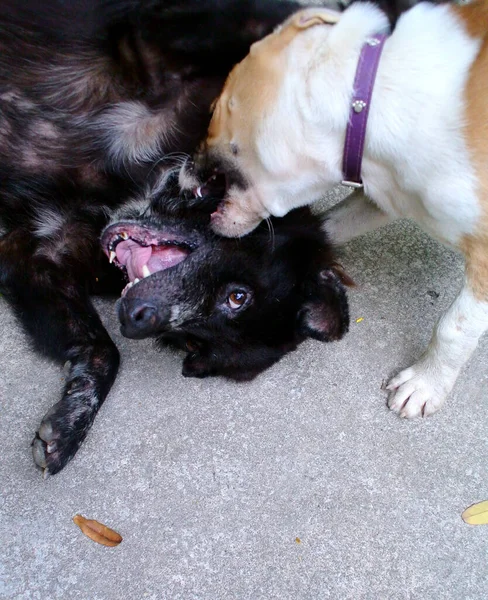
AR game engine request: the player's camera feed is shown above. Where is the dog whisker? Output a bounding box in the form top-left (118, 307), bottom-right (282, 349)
top-left (266, 217), bottom-right (275, 252)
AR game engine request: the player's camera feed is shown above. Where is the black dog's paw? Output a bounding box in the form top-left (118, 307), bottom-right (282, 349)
top-left (31, 394), bottom-right (96, 477)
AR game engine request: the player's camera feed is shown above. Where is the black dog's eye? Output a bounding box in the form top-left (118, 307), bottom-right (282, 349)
top-left (186, 339), bottom-right (199, 352)
top-left (220, 284), bottom-right (253, 315)
top-left (227, 290), bottom-right (248, 310)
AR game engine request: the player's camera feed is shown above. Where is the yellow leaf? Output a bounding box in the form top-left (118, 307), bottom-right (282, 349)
top-left (461, 500), bottom-right (488, 525)
top-left (356, 317), bottom-right (364, 323)
top-left (73, 514), bottom-right (123, 546)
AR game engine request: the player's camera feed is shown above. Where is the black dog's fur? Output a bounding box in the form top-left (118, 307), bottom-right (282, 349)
top-left (0, 0), bottom-right (353, 476)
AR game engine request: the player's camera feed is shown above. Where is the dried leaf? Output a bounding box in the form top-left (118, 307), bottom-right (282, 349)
top-left (461, 501), bottom-right (488, 525)
top-left (73, 514), bottom-right (123, 546)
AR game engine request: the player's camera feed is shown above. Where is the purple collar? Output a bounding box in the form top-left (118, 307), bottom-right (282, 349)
top-left (342, 32), bottom-right (389, 188)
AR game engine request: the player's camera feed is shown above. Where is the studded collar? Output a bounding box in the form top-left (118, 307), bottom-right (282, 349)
top-left (341, 32), bottom-right (389, 188)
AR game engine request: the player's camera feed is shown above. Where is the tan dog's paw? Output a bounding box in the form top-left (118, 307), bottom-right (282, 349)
top-left (386, 363), bottom-right (456, 418)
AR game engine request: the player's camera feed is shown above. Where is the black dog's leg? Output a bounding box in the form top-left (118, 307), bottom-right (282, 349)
top-left (30, 309), bottom-right (119, 477)
top-left (0, 230), bottom-right (119, 476)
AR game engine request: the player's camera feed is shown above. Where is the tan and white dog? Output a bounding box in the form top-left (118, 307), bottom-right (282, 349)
top-left (186, 0), bottom-right (488, 418)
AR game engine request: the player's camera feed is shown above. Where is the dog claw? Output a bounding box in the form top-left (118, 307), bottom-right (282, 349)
top-left (46, 441), bottom-right (57, 454)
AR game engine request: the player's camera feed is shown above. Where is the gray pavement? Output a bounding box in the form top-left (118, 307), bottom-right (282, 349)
top-left (1, 187), bottom-right (488, 599)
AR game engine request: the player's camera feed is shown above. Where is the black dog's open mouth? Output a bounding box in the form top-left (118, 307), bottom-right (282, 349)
top-left (193, 169), bottom-right (228, 221)
top-left (193, 169), bottom-right (227, 203)
top-left (101, 223), bottom-right (195, 295)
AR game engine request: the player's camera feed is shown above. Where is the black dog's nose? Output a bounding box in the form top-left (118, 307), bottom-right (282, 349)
top-left (130, 301), bottom-right (157, 325)
top-left (118, 298), bottom-right (164, 339)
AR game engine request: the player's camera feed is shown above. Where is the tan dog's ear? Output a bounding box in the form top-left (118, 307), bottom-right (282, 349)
top-left (291, 8), bottom-right (340, 30)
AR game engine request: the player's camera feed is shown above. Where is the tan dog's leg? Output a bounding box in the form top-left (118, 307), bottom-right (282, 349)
top-left (323, 190), bottom-right (394, 245)
top-left (387, 243), bottom-right (488, 418)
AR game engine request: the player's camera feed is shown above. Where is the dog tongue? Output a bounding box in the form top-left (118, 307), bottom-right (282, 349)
top-left (116, 240), bottom-right (151, 281)
top-left (115, 239), bottom-right (189, 281)
top-left (147, 247), bottom-right (188, 274)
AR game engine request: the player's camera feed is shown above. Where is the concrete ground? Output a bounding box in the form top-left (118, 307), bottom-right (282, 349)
top-left (1, 187), bottom-right (488, 599)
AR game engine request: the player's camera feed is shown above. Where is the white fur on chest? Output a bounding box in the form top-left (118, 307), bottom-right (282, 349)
top-left (362, 3), bottom-right (481, 246)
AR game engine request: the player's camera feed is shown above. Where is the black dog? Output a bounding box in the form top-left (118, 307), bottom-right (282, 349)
top-left (102, 172), bottom-right (351, 380)
top-left (0, 0), bottom-right (352, 477)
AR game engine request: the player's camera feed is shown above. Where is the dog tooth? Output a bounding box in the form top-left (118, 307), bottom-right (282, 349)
top-left (142, 264), bottom-right (151, 278)
top-left (122, 282), bottom-right (133, 296)
top-left (195, 186), bottom-right (203, 198)
top-left (109, 251), bottom-right (116, 263)
top-left (134, 278), bottom-right (140, 284)
top-left (120, 232), bottom-right (128, 240)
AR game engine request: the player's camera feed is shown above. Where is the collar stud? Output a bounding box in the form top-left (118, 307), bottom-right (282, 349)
top-left (366, 37), bottom-right (381, 47)
top-left (352, 100), bottom-right (366, 113)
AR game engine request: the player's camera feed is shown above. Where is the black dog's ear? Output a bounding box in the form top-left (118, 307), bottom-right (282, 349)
top-left (297, 267), bottom-right (352, 342)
